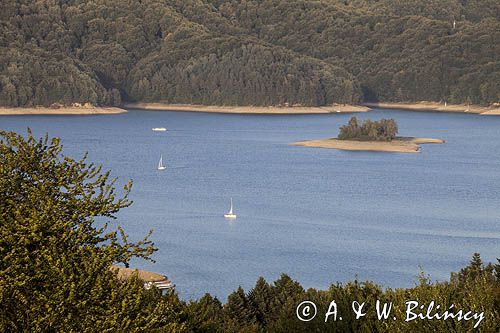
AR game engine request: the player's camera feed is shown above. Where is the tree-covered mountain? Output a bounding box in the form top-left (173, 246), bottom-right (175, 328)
top-left (0, 0), bottom-right (498, 107)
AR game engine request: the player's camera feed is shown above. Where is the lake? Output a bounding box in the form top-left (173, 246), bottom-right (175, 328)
top-left (2, 108), bottom-right (500, 300)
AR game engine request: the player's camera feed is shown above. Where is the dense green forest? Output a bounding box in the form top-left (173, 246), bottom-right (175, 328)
top-left (0, 0), bottom-right (499, 107)
top-left (1, 129), bottom-right (499, 332)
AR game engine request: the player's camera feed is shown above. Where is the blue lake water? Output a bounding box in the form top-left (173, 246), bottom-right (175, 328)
top-left (1, 109), bottom-right (500, 300)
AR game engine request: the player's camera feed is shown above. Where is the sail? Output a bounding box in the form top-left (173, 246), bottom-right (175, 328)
top-left (158, 155), bottom-right (164, 169)
top-left (224, 198), bottom-right (236, 218)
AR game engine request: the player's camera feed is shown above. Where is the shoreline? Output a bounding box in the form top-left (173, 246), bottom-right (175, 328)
top-left (292, 137), bottom-right (444, 153)
top-left (3, 101), bottom-right (499, 117)
top-left (0, 106), bottom-right (127, 116)
top-left (124, 102), bottom-right (371, 114)
top-left (363, 102), bottom-right (500, 115)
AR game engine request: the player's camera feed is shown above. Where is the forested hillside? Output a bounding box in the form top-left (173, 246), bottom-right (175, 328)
top-left (0, 0), bottom-right (498, 107)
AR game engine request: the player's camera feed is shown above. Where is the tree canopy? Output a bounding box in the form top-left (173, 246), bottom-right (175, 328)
top-left (0, 0), bottom-right (498, 107)
top-left (338, 116), bottom-right (398, 141)
top-left (0, 129), bottom-right (184, 331)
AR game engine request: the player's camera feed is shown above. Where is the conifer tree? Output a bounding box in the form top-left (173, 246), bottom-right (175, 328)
top-left (223, 287), bottom-right (259, 332)
top-left (247, 277), bottom-right (274, 325)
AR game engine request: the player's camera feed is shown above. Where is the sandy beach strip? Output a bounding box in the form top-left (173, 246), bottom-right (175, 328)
top-left (124, 102), bottom-right (371, 114)
top-left (292, 137), bottom-right (444, 153)
top-left (0, 107), bottom-right (127, 116)
top-left (480, 109), bottom-right (500, 116)
top-left (363, 102), bottom-right (500, 115)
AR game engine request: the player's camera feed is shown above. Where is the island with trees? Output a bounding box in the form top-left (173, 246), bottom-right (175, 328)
top-left (293, 117), bottom-right (444, 153)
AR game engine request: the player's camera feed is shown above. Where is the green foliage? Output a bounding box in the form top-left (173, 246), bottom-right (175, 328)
top-left (181, 255), bottom-right (500, 332)
top-left (127, 43), bottom-right (359, 106)
top-left (0, 129), bottom-right (185, 331)
top-left (185, 294), bottom-right (224, 332)
top-left (338, 116), bottom-right (398, 141)
top-left (1, 0), bottom-right (498, 107)
top-left (210, 0), bottom-right (500, 105)
top-left (247, 277), bottom-right (274, 325)
top-left (223, 287), bottom-right (259, 332)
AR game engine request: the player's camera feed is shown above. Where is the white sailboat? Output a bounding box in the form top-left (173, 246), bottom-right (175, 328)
top-left (157, 155), bottom-right (166, 170)
top-left (152, 127), bottom-right (167, 132)
top-left (224, 198), bottom-right (237, 219)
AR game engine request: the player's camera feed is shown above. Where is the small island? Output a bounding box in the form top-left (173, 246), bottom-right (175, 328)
top-left (293, 117), bottom-right (444, 153)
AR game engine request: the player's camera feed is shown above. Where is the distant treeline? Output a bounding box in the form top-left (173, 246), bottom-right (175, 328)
top-left (0, 0), bottom-right (499, 107)
top-left (338, 117), bottom-right (398, 141)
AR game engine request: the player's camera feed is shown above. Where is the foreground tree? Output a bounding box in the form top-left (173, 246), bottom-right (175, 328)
top-left (0, 130), bottom-right (185, 332)
top-left (185, 256), bottom-right (499, 332)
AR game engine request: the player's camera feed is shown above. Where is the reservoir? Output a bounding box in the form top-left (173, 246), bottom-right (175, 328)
top-left (2, 108), bottom-right (499, 300)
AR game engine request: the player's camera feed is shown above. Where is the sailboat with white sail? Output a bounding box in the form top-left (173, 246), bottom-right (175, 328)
top-left (157, 155), bottom-right (166, 170)
top-left (224, 198), bottom-right (237, 219)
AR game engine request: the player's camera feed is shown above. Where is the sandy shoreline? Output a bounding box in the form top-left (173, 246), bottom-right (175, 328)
top-left (124, 102), bottom-right (371, 114)
top-left (0, 107), bottom-right (127, 116)
top-left (363, 102), bottom-right (500, 115)
top-left (4, 101), bottom-right (498, 117)
top-left (292, 137), bottom-right (444, 153)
